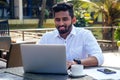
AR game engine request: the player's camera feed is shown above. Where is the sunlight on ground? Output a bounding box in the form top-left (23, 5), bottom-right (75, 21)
top-left (103, 52), bottom-right (120, 68)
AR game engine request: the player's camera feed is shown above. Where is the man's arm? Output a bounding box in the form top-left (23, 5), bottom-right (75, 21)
top-left (67, 56), bottom-right (98, 69)
top-left (80, 56), bottom-right (98, 67)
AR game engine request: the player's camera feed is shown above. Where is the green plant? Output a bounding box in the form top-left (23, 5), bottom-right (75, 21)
top-left (74, 18), bottom-right (86, 27)
top-left (114, 28), bottom-right (120, 41)
top-left (69, 0), bottom-right (120, 40)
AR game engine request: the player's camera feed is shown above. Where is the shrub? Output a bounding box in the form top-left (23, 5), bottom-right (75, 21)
top-left (114, 28), bottom-right (120, 41)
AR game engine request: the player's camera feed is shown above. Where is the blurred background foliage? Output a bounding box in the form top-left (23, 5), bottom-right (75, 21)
top-left (68, 0), bottom-right (120, 40)
top-left (114, 27), bottom-right (120, 41)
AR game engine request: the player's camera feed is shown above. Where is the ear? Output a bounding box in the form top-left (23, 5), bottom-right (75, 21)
top-left (72, 17), bottom-right (77, 24)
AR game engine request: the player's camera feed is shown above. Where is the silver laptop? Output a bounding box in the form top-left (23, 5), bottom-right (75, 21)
top-left (20, 44), bottom-right (67, 74)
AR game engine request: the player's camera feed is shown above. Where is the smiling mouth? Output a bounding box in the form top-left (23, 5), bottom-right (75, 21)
top-left (58, 26), bottom-right (65, 30)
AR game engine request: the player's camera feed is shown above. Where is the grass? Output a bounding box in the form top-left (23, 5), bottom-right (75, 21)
top-left (9, 19), bottom-right (55, 29)
top-left (10, 24), bottom-right (37, 29)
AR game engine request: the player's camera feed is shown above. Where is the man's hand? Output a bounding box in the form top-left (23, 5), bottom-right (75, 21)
top-left (67, 61), bottom-right (77, 69)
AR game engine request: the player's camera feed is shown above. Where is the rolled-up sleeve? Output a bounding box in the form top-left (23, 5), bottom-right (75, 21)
top-left (84, 30), bottom-right (104, 66)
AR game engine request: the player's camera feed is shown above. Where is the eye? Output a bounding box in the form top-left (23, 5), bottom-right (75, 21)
top-left (55, 18), bottom-right (60, 22)
top-left (62, 17), bottom-right (69, 21)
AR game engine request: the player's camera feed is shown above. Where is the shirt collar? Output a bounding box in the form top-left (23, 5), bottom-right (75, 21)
top-left (54, 25), bottom-right (77, 38)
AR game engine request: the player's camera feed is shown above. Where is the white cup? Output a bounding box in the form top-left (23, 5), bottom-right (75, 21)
top-left (70, 64), bottom-right (84, 76)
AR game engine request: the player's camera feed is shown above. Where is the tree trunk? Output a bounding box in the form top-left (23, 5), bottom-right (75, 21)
top-left (38, 0), bottom-right (46, 28)
top-left (102, 27), bottom-right (113, 40)
top-left (102, 12), bottom-right (113, 40)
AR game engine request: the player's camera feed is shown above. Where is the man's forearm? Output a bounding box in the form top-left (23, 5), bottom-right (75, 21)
top-left (81, 56), bottom-right (98, 67)
top-left (67, 56), bottom-right (98, 69)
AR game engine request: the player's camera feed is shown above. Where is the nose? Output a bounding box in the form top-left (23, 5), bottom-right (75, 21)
top-left (58, 20), bottom-right (64, 26)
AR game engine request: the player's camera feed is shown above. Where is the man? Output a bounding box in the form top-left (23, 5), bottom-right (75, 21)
top-left (37, 2), bottom-right (104, 69)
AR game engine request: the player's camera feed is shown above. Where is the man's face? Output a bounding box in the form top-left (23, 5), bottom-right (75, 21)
top-left (54, 11), bottom-right (73, 34)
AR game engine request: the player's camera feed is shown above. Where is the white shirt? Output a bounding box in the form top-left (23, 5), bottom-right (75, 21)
top-left (37, 25), bottom-right (104, 65)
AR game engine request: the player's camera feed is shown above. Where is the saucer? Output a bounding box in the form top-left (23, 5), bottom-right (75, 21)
top-left (68, 70), bottom-right (86, 78)
top-left (69, 73), bottom-right (86, 78)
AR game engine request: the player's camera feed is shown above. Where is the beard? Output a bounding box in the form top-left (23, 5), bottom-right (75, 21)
top-left (56, 24), bottom-right (72, 34)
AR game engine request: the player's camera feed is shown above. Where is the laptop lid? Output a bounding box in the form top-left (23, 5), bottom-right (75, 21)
top-left (20, 44), bottom-right (67, 74)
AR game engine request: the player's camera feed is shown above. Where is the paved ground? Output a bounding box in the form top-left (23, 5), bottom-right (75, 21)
top-left (102, 51), bottom-right (120, 68)
top-left (10, 31), bottom-right (41, 43)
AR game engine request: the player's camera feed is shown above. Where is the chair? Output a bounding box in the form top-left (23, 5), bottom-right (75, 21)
top-left (0, 36), bottom-right (11, 52)
top-left (0, 36), bottom-right (11, 61)
top-left (0, 36), bottom-right (11, 68)
top-left (0, 20), bottom-right (9, 36)
top-left (6, 41), bottom-right (36, 68)
top-left (6, 43), bottom-right (22, 68)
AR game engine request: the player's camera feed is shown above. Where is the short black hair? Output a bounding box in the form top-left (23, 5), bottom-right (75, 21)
top-left (52, 2), bottom-right (74, 18)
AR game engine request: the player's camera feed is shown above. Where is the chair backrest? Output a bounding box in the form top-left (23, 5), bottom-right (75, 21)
top-left (6, 41), bottom-right (36, 68)
top-left (6, 43), bottom-right (22, 68)
top-left (0, 36), bottom-right (11, 52)
top-left (0, 20), bottom-right (9, 36)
